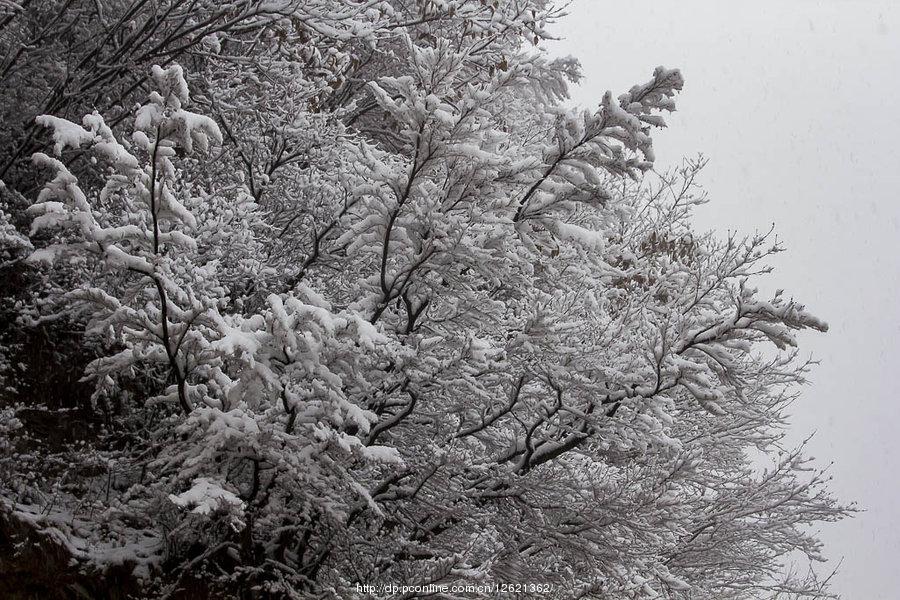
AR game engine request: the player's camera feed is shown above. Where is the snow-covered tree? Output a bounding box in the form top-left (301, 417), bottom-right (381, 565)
top-left (0, 2), bottom-right (852, 599)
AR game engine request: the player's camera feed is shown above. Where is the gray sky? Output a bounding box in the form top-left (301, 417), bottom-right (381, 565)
top-left (553, 1), bottom-right (900, 598)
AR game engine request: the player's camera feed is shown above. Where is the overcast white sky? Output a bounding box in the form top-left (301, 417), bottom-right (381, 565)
top-left (553, 1), bottom-right (900, 598)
